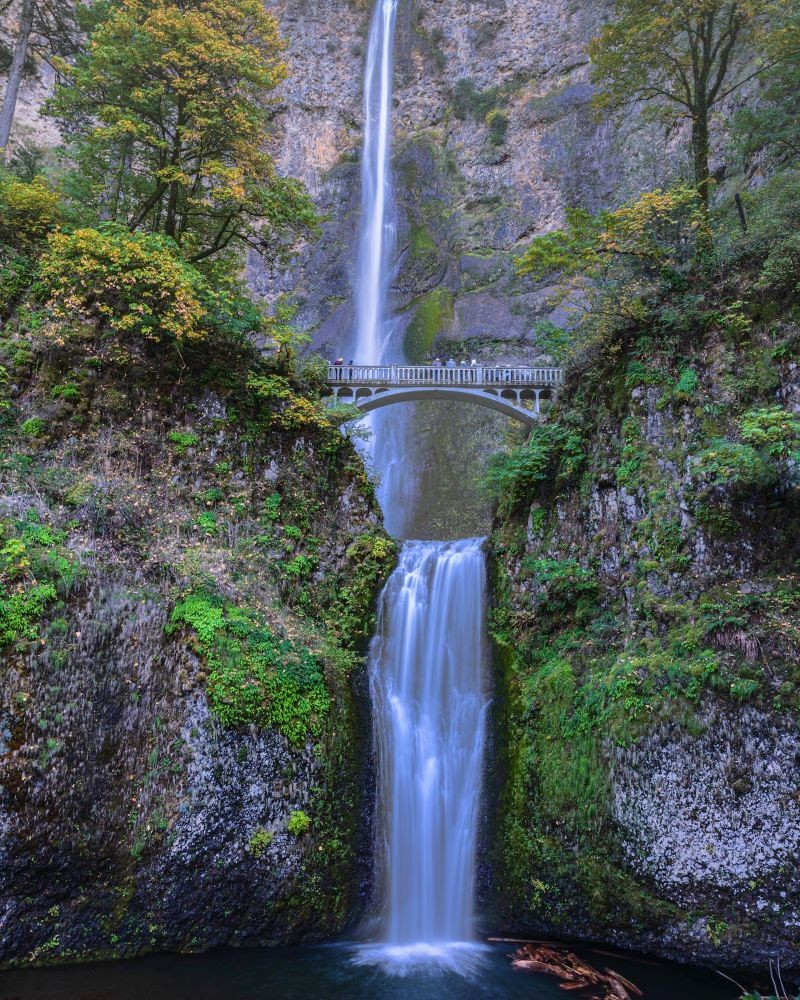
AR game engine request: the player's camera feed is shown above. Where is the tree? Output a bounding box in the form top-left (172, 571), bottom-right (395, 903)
top-left (46, 0), bottom-right (317, 265)
top-left (589, 1), bottom-right (785, 209)
top-left (0, 0), bottom-right (84, 152)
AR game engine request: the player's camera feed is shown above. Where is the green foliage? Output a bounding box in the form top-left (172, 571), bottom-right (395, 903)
top-left (328, 531), bottom-right (398, 648)
top-left (452, 78), bottom-right (506, 121)
top-left (47, 0), bottom-right (318, 265)
top-left (485, 109), bottom-right (509, 146)
top-left (740, 406), bottom-right (800, 459)
top-left (589, 0), bottom-right (781, 205)
top-left (168, 430), bottom-right (200, 454)
top-left (0, 174), bottom-right (62, 256)
top-left (247, 826), bottom-right (273, 857)
top-left (287, 809), bottom-right (310, 836)
top-left (195, 512), bottom-right (218, 536)
top-left (167, 592), bottom-right (330, 744)
top-left (694, 407), bottom-right (800, 492)
top-left (484, 423), bottom-right (586, 514)
top-left (517, 187), bottom-right (704, 284)
top-left (0, 513), bottom-right (81, 647)
top-left (37, 225), bottom-right (208, 343)
top-left (519, 558), bottom-right (598, 616)
top-left (0, 582), bottom-right (58, 644)
top-left (694, 439), bottom-right (776, 489)
top-left (21, 417), bottom-right (47, 438)
top-left (673, 367), bottom-right (699, 398)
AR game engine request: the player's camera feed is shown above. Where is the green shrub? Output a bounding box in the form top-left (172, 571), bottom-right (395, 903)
top-left (168, 430), bottom-right (200, 454)
top-left (0, 174), bottom-right (61, 255)
top-left (694, 440), bottom-right (776, 489)
top-left (287, 809), bottom-right (310, 836)
top-left (37, 225), bottom-right (208, 343)
top-left (485, 109), bottom-right (509, 145)
top-left (0, 582), bottom-right (58, 644)
top-left (673, 367), bottom-right (699, 399)
top-left (21, 417), bottom-right (47, 438)
top-left (484, 424), bottom-right (586, 513)
top-left (50, 382), bottom-right (80, 402)
top-left (247, 827), bottom-right (273, 858)
top-left (739, 406), bottom-right (800, 459)
top-left (195, 512), bottom-right (219, 536)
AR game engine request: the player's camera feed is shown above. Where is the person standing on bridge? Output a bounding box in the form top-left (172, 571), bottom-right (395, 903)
top-left (446, 358), bottom-right (456, 368)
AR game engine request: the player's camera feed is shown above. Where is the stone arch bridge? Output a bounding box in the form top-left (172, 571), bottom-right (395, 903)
top-left (327, 364), bottom-right (563, 427)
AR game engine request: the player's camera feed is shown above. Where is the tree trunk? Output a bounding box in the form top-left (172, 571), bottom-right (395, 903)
top-left (692, 110), bottom-right (711, 212)
top-left (0, 0), bottom-right (36, 153)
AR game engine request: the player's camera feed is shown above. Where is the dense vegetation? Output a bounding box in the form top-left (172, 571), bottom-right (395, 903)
top-left (488, 0), bottom-right (800, 975)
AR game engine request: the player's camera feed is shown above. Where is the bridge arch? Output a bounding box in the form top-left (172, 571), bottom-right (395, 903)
top-left (335, 385), bottom-right (551, 427)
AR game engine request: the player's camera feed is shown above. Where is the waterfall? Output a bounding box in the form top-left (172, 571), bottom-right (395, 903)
top-left (355, 541), bottom-right (490, 974)
top-left (352, 0), bottom-right (490, 977)
top-left (355, 0), bottom-right (399, 364)
top-left (352, 0), bottom-right (415, 537)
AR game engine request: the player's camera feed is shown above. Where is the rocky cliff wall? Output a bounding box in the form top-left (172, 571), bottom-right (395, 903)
top-left (0, 317), bottom-right (396, 966)
top-left (485, 296), bottom-right (800, 971)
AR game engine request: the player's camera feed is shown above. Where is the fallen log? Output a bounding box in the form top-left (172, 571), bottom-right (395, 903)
top-left (510, 944), bottom-right (643, 1000)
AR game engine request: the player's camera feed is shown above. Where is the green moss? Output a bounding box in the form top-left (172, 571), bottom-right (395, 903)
top-left (408, 222), bottom-right (437, 261)
top-left (403, 289), bottom-right (454, 362)
top-left (167, 592), bottom-right (330, 744)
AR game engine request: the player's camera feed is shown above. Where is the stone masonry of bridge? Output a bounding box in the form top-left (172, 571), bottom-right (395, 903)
top-left (326, 364), bottom-right (564, 427)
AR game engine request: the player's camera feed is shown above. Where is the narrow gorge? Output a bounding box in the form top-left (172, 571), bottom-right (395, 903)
top-left (0, 0), bottom-right (798, 997)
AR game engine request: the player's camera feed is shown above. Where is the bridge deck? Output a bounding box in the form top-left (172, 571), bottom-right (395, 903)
top-left (327, 364), bottom-right (563, 387)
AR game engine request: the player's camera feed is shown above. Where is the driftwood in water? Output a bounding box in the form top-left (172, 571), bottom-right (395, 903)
top-left (511, 943), bottom-right (643, 1000)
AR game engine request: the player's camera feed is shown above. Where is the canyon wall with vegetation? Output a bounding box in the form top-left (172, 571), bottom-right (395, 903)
top-left (1, 0), bottom-right (798, 976)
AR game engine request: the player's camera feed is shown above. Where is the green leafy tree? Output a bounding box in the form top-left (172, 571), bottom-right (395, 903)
top-left (47, 0), bottom-right (317, 265)
top-left (589, 0), bottom-right (786, 208)
top-left (517, 185), bottom-right (705, 332)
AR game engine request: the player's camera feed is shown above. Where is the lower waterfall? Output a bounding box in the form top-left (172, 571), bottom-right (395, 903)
top-left (355, 539), bottom-right (490, 975)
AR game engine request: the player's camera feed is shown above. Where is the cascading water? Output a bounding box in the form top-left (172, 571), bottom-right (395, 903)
top-left (356, 541), bottom-right (490, 974)
top-left (351, 0), bottom-right (415, 537)
top-left (352, 0), bottom-right (491, 977)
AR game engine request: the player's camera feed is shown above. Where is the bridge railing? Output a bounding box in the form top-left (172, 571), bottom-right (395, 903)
top-left (327, 364), bottom-right (564, 387)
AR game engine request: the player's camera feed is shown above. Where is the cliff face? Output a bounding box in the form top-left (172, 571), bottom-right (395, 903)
top-left (0, 317), bottom-right (396, 966)
top-left (254, 0), bottom-right (712, 364)
top-left (485, 297), bottom-right (800, 970)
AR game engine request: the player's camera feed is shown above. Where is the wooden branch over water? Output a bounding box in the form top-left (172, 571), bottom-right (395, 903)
top-left (508, 943), bottom-right (644, 1000)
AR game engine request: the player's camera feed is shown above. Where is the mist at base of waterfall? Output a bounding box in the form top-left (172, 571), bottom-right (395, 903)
top-left (351, 940), bottom-right (491, 978)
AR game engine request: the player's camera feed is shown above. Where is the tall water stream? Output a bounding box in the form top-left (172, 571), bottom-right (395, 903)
top-left (352, 0), bottom-right (491, 975)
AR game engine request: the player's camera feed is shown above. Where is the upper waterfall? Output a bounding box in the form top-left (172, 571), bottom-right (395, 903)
top-left (354, 0), bottom-right (399, 365)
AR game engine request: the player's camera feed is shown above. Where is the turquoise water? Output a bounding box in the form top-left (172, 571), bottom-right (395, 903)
top-left (0, 941), bottom-right (740, 1000)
